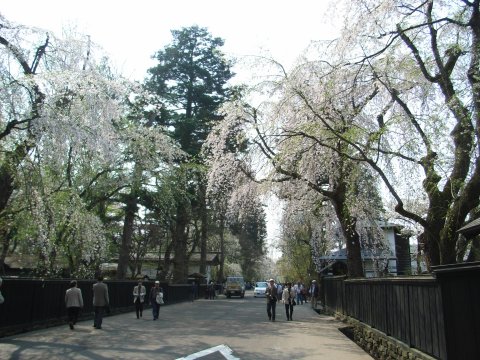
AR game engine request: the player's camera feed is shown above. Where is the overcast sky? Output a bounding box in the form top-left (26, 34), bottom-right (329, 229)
top-left (1, 0), bottom-right (344, 259)
top-left (1, 0), bottom-right (343, 82)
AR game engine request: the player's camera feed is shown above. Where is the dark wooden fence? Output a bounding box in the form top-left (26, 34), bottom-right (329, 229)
top-left (0, 278), bottom-right (198, 337)
top-left (433, 262), bottom-right (480, 360)
top-left (322, 262), bottom-right (480, 360)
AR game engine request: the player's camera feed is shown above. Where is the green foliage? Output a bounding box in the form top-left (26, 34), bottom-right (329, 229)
top-left (277, 243), bottom-right (313, 283)
top-left (146, 25), bottom-right (234, 156)
top-left (229, 205), bottom-right (267, 280)
top-left (144, 26), bottom-right (236, 282)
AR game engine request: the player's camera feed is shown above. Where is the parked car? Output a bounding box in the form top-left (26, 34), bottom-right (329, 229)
top-left (224, 276), bottom-right (245, 298)
top-left (253, 281), bottom-right (268, 297)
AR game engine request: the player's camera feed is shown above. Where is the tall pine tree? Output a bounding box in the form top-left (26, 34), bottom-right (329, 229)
top-left (146, 26), bottom-right (233, 282)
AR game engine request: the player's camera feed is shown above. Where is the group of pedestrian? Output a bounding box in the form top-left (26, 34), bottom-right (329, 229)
top-left (294, 281), bottom-right (306, 304)
top-left (63, 275), bottom-right (109, 330)
top-left (63, 274), bottom-right (317, 329)
top-left (265, 278), bottom-right (320, 322)
top-left (264, 279), bottom-right (296, 322)
top-left (63, 275), bottom-right (165, 330)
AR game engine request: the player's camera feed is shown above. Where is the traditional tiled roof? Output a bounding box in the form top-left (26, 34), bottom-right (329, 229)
top-left (137, 252), bottom-right (220, 264)
top-left (318, 248), bottom-right (395, 261)
top-left (457, 218), bottom-right (480, 237)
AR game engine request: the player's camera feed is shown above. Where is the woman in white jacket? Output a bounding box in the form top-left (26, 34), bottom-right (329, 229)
top-left (282, 282), bottom-right (295, 321)
top-left (133, 280), bottom-right (146, 319)
top-left (65, 280), bottom-right (84, 330)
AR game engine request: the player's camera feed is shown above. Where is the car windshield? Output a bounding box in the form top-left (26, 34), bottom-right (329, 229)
top-left (227, 277), bottom-right (244, 284)
top-left (255, 282), bottom-right (268, 288)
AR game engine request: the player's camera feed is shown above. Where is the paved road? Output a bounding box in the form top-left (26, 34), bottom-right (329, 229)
top-left (0, 291), bottom-right (372, 360)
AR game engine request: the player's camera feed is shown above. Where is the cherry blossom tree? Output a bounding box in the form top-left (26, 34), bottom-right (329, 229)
top-left (0, 16), bottom-right (130, 274)
top-left (203, 115), bottom-right (268, 281)
top-left (285, 0), bottom-right (480, 267)
top-left (205, 81), bottom-right (385, 277)
top-left (0, 16), bottom-right (180, 276)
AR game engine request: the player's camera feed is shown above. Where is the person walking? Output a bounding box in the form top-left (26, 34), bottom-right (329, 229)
top-left (133, 280), bottom-right (146, 319)
top-left (302, 284), bottom-right (308, 304)
top-left (208, 280), bottom-right (215, 300)
top-left (282, 282), bottom-right (295, 321)
top-left (149, 280), bottom-right (163, 320)
top-left (294, 281), bottom-right (304, 305)
top-left (65, 280), bottom-right (83, 330)
top-left (309, 279), bottom-right (319, 309)
top-left (276, 282), bottom-right (283, 303)
top-left (92, 275), bottom-right (109, 329)
top-left (265, 278), bottom-right (278, 321)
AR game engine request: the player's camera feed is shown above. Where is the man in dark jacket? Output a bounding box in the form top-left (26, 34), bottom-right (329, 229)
top-left (149, 280), bottom-right (163, 320)
top-left (93, 275), bottom-right (109, 329)
top-left (265, 278), bottom-right (277, 321)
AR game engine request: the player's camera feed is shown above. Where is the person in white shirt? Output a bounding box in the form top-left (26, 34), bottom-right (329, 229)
top-left (282, 282), bottom-right (295, 320)
top-left (133, 280), bottom-right (146, 319)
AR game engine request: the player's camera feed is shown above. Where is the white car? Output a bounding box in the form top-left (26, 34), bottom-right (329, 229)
top-left (254, 281), bottom-right (268, 297)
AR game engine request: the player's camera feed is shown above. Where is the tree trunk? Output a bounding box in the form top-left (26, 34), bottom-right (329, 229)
top-left (0, 225), bottom-right (10, 275)
top-left (160, 238), bottom-right (174, 281)
top-left (199, 182), bottom-right (208, 275)
top-left (117, 195), bottom-right (137, 279)
top-left (0, 165), bottom-right (15, 220)
top-left (116, 163), bottom-right (142, 279)
top-left (218, 215), bottom-right (226, 283)
top-left (0, 145), bottom-right (30, 265)
top-left (172, 203), bottom-right (189, 283)
top-left (331, 183), bottom-right (364, 278)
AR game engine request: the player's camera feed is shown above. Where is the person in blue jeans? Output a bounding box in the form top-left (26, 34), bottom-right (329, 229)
top-left (149, 281), bottom-right (163, 320)
top-left (295, 282), bottom-right (304, 305)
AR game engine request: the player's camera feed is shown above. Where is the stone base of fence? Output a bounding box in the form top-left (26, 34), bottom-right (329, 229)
top-left (332, 313), bottom-right (437, 360)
